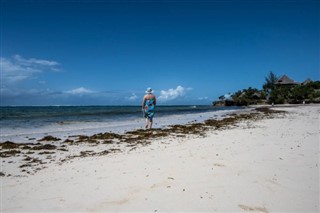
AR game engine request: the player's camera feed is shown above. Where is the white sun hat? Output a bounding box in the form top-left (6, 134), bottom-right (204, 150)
top-left (145, 87), bottom-right (153, 94)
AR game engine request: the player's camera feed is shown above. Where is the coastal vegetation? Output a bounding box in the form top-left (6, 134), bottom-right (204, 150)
top-left (213, 71), bottom-right (320, 106)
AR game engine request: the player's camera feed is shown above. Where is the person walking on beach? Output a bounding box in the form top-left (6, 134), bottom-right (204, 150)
top-left (142, 88), bottom-right (156, 129)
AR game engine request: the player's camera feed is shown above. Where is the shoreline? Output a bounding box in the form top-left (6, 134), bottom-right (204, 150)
top-left (0, 107), bottom-right (248, 143)
top-left (1, 105), bottom-right (319, 212)
top-left (1, 107), bottom-right (264, 177)
top-left (247, 103), bottom-right (320, 108)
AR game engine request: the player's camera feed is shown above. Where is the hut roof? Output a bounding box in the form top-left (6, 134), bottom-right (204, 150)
top-left (276, 75), bottom-right (299, 85)
top-left (302, 78), bottom-right (313, 85)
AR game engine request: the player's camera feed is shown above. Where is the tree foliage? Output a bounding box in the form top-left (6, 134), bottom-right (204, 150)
top-left (231, 87), bottom-right (267, 106)
top-left (268, 81), bottom-right (320, 104)
top-left (263, 71), bottom-right (279, 92)
top-left (214, 72), bottom-right (320, 106)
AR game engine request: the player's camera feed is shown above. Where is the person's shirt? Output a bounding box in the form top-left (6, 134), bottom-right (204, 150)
top-left (142, 94), bottom-right (156, 108)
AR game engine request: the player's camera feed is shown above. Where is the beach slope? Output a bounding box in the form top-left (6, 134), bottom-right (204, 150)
top-left (2, 105), bottom-right (319, 212)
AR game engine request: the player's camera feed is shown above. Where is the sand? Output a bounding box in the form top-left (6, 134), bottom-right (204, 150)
top-left (1, 105), bottom-right (319, 212)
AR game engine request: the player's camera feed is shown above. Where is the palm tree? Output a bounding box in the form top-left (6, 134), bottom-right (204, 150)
top-left (263, 71), bottom-right (279, 93)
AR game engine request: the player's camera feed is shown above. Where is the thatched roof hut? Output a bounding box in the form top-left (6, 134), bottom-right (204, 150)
top-left (275, 75), bottom-right (299, 85)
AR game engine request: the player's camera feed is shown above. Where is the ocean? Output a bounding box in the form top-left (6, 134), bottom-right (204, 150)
top-left (0, 105), bottom-right (244, 143)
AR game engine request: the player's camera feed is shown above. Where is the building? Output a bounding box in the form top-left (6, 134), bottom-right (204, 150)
top-left (275, 75), bottom-right (299, 86)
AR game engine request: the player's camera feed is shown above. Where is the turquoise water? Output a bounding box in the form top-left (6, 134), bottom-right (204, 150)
top-left (0, 105), bottom-right (240, 128)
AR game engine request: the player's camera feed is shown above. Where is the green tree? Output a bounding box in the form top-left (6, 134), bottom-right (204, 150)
top-left (231, 87), bottom-right (264, 106)
top-left (263, 71), bottom-right (279, 93)
top-left (218, 95), bottom-right (225, 101)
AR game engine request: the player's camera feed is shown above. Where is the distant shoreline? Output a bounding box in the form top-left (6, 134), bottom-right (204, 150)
top-left (247, 103), bottom-right (320, 108)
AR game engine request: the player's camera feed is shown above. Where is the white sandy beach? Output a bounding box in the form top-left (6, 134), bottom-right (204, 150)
top-left (1, 105), bottom-right (319, 212)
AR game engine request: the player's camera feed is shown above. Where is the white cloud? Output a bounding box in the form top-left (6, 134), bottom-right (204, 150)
top-left (66, 87), bottom-right (94, 95)
top-left (128, 93), bottom-right (138, 100)
top-left (198, 97), bottom-right (208, 100)
top-left (1, 55), bottom-right (60, 85)
top-left (13, 55), bottom-right (59, 67)
top-left (158, 85), bottom-right (192, 102)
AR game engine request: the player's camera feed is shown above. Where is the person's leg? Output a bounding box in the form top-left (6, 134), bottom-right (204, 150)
top-left (145, 118), bottom-right (149, 129)
top-left (149, 117), bottom-right (153, 129)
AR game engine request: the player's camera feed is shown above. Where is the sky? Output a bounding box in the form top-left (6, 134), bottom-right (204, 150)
top-left (1, 0), bottom-right (319, 106)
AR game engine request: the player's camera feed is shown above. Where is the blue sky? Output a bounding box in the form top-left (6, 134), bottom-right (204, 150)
top-left (1, 0), bottom-right (319, 105)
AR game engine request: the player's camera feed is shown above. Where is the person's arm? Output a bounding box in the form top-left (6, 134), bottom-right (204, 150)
top-left (154, 96), bottom-right (156, 106)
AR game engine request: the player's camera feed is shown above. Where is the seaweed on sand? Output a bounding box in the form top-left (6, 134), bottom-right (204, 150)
top-left (91, 132), bottom-right (122, 140)
top-left (31, 144), bottom-right (57, 150)
top-left (69, 132), bottom-right (123, 144)
top-left (167, 123), bottom-right (208, 135)
top-left (0, 141), bottom-right (35, 149)
top-left (38, 136), bottom-right (61, 142)
top-left (38, 151), bottom-right (55, 155)
top-left (64, 107), bottom-right (285, 149)
top-left (0, 141), bottom-right (57, 151)
top-left (0, 150), bottom-right (21, 158)
top-left (0, 141), bottom-right (21, 149)
top-left (125, 129), bottom-right (168, 139)
top-left (121, 129), bottom-right (169, 146)
top-left (63, 139), bottom-right (74, 143)
top-left (255, 107), bottom-right (286, 114)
